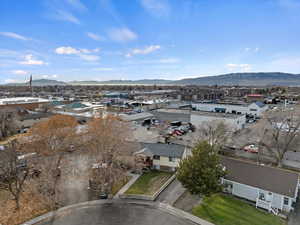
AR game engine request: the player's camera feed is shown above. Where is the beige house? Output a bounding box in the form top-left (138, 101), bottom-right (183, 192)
top-left (135, 143), bottom-right (186, 171)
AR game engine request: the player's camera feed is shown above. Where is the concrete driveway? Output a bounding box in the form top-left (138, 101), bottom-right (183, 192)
top-left (156, 179), bottom-right (186, 205)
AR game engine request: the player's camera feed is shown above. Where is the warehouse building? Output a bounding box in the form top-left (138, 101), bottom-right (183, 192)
top-left (191, 101), bottom-right (268, 117)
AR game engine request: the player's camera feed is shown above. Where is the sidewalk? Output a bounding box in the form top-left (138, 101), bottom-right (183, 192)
top-left (113, 173), bottom-right (140, 199)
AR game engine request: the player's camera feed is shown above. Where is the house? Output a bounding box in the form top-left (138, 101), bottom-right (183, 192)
top-left (191, 101), bottom-right (268, 117)
top-left (221, 157), bottom-right (300, 214)
top-left (191, 111), bottom-right (246, 131)
top-left (134, 143), bottom-right (187, 171)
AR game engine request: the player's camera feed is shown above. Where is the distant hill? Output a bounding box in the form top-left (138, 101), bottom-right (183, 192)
top-left (4, 73), bottom-right (300, 86)
top-left (6, 79), bottom-right (67, 86)
top-left (171, 72), bottom-right (300, 86)
top-left (68, 79), bottom-right (172, 85)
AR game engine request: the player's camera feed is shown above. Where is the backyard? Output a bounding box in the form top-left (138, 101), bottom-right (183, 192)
top-left (125, 170), bottom-right (172, 195)
top-left (192, 194), bottom-right (286, 225)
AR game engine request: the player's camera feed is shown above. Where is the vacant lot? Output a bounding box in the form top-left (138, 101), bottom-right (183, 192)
top-left (192, 194), bottom-right (285, 225)
top-left (125, 171), bottom-right (172, 195)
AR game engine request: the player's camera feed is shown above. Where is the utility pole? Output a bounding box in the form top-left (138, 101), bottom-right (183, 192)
top-left (29, 74), bottom-right (33, 96)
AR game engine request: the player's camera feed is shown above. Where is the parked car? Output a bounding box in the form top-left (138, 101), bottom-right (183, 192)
top-left (243, 144), bottom-right (259, 153)
top-left (99, 192), bottom-right (108, 199)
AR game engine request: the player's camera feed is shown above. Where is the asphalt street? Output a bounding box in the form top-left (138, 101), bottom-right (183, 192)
top-left (36, 202), bottom-right (198, 225)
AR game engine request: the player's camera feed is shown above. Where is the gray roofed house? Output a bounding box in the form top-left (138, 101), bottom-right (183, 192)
top-left (140, 143), bottom-right (185, 158)
top-left (135, 143), bottom-right (186, 171)
top-left (221, 157), bottom-right (299, 214)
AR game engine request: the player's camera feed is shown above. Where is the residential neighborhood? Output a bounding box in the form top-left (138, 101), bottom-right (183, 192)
top-left (1, 1), bottom-right (300, 225)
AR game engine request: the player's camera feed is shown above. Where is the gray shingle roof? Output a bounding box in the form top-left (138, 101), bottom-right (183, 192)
top-left (140, 143), bottom-right (185, 158)
top-left (221, 157), bottom-right (299, 198)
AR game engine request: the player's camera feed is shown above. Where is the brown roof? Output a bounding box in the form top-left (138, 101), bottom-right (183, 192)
top-left (221, 157), bottom-right (299, 198)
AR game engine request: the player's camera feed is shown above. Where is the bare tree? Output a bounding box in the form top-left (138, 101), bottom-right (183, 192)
top-left (86, 116), bottom-right (136, 194)
top-left (0, 108), bottom-right (20, 140)
top-left (192, 120), bottom-right (232, 151)
top-left (256, 107), bottom-right (300, 167)
top-left (24, 115), bottom-right (80, 208)
top-left (0, 141), bottom-right (29, 210)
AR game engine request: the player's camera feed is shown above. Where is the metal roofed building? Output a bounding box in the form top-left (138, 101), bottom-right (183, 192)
top-left (0, 97), bottom-right (51, 110)
top-left (191, 101), bottom-right (268, 117)
top-left (191, 111), bottom-right (246, 130)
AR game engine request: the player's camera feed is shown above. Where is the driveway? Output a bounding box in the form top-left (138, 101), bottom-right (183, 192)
top-left (288, 197), bottom-right (300, 225)
top-left (156, 179), bottom-right (186, 205)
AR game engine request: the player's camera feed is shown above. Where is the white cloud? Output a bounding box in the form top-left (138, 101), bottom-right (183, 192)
top-left (0, 32), bottom-right (30, 41)
top-left (140, 0), bottom-right (170, 17)
top-left (226, 63), bottom-right (252, 72)
top-left (55, 46), bottom-right (100, 61)
top-left (244, 47), bottom-right (260, 53)
top-left (79, 54), bottom-right (100, 61)
top-left (86, 32), bottom-right (105, 41)
top-left (55, 46), bottom-right (100, 55)
top-left (41, 74), bottom-right (59, 79)
top-left (55, 46), bottom-right (80, 55)
top-left (20, 54), bottom-right (45, 65)
top-left (4, 79), bottom-right (19, 84)
top-left (80, 48), bottom-right (100, 54)
top-left (54, 10), bottom-right (80, 24)
top-left (11, 70), bottom-right (28, 75)
top-left (126, 45), bottom-right (161, 57)
top-left (108, 28), bottom-right (137, 42)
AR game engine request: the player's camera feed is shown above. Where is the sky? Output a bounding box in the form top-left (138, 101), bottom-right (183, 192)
top-left (1, 0), bottom-right (300, 83)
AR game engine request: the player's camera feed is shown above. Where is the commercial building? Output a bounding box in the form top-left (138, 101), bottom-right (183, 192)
top-left (191, 111), bottom-right (246, 130)
top-left (0, 97), bottom-right (51, 110)
top-left (191, 101), bottom-right (268, 117)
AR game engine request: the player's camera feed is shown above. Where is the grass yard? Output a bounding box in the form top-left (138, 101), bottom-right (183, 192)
top-left (125, 170), bottom-right (172, 195)
top-left (192, 194), bottom-right (286, 225)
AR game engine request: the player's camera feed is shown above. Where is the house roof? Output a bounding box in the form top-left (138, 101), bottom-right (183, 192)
top-left (139, 143), bottom-right (185, 158)
top-left (221, 157), bottom-right (299, 198)
top-left (120, 112), bottom-right (154, 121)
top-left (254, 101), bottom-right (265, 108)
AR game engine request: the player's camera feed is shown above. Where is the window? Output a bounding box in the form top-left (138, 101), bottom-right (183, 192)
top-left (250, 108), bottom-right (257, 111)
top-left (284, 197), bottom-right (289, 205)
top-left (153, 155), bottom-right (160, 160)
top-left (169, 157), bottom-right (175, 162)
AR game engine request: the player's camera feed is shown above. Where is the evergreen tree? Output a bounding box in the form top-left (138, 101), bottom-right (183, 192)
top-left (177, 141), bottom-right (225, 196)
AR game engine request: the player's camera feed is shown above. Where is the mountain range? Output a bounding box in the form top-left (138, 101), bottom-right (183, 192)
top-left (4, 72), bottom-right (300, 86)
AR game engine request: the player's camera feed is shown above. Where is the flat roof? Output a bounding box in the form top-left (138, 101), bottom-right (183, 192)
top-left (191, 111), bottom-right (244, 119)
top-left (0, 97), bottom-right (50, 105)
top-left (221, 157), bottom-right (299, 198)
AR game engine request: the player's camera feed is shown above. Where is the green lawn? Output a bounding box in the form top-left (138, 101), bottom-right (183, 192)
top-left (192, 194), bottom-right (286, 225)
top-left (125, 170), bottom-right (172, 195)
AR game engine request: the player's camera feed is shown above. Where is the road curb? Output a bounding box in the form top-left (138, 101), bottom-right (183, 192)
top-left (21, 199), bottom-right (215, 225)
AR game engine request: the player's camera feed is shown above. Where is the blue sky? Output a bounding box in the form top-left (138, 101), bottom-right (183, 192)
top-left (1, 0), bottom-right (300, 83)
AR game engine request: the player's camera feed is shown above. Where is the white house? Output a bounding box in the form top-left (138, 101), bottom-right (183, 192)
top-left (192, 101), bottom-right (268, 117)
top-left (134, 143), bottom-right (187, 172)
top-left (191, 111), bottom-right (246, 131)
top-left (221, 157), bottom-right (299, 214)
